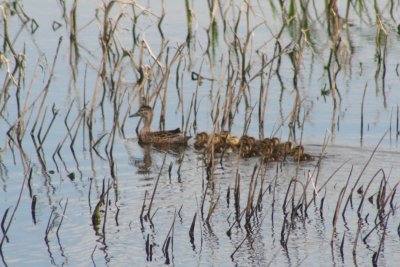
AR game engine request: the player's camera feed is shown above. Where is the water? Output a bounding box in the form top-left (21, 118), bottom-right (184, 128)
top-left (1, 0), bottom-right (400, 266)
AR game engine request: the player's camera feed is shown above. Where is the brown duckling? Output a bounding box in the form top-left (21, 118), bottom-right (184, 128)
top-left (239, 135), bottom-right (256, 146)
top-left (291, 144), bottom-right (314, 161)
top-left (194, 132), bottom-right (209, 150)
top-left (218, 131), bottom-right (230, 142)
top-left (273, 141), bottom-right (293, 156)
top-left (291, 145), bottom-right (304, 157)
top-left (271, 148), bottom-right (285, 161)
top-left (261, 138), bottom-right (274, 148)
top-left (195, 132), bottom-right (209, 142)
top-left (271, 137), bottom-right (281, 146)
top-left (260, 146), bottom-right (274, 162)
top-left (239, 143), bottom-right (254, 158)
top-left (227, 136), bottom-right (240, 151)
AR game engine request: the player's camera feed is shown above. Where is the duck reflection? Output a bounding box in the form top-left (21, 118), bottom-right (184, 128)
top-left (134, 142), bottom-right (187, 174)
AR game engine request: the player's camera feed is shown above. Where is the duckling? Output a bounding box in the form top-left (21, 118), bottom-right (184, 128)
top-left (283, 141), bottom-right (293, 154)
top-left (291, 145), bottom-right (304, 158)
top-left (291, 144), bottom-right (314, 161)
top-left (200, 133), bottom-right (226, 153)
top-left (211, 131), bottom-right (231, 153)
top-left (260, 146), bottom-right (273, 162)
top-left (227, 136), bottom-right (240, 151)
top-left (196, 132), bottom-right (209, 142)
top-left (239, 135), bottom-right (256, 146)
top-left (271, 137), bottom-right (281, 146)
top-left (194, 132), bottom-right (209, 150)
top-left (218, 131), bottom-right (231, 143)
top-left (239, 143), bottom-right (254, 158)
top-left (271, 147), bottom-right (285, 161)
top-left (261, 138), bottom-right (274, 148)
top-left (251, 140), bottom-right (269, 157)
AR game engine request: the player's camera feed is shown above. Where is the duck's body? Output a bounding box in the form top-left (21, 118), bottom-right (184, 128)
top-left (131, 105), bottom-right (190, 145)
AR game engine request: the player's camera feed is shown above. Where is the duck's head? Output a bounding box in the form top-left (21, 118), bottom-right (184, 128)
top-left (195, 132), bottom-right (209, 142)
top-left (130, 105), bottom-right (153, 119)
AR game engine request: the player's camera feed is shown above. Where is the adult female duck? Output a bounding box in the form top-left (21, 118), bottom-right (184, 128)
top-left (130, 105), bottom-right (190, 145)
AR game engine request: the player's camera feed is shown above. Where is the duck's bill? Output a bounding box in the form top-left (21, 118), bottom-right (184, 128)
top-left (129, 111), bottom-right (140, 117)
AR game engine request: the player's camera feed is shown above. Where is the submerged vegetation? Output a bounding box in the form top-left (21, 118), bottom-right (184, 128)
top-left (0, 0), bottom-right (400, 266)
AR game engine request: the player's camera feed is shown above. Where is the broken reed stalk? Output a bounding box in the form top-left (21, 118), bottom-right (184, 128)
top-left (56, 199), bottom-right (69, 236)
top-left (231, 213), bottom-right (267, 259)
top-left (245, 164), bottom-right (258, 224)
top-left (0, 166), bottom-right (30, 249)
top-left (342, 130), bottom-right (388, 217)
top-left (357, 169), bottom-right (385, 217)
top-left (69, 0), bottom-right (79, 81)
top-left (146, 153), bottom-right (167, 220)
top-left (314, 160), bottom-right (349, 197)
top-left (1, 209), bottom-right (10, 244)
top-left (31, 195), bottom-right (37, 225)
top-left (139, 190), bottom-right (148, 226)
top-left (39, 104), bottom-right (58, 146)
top-left (189, 212), bottom-right (196, 246)
top-left (0, 5), bottom-right (25, 106)
top-left (162, 207), bottom-right (178, 264)
top-left (53, 110), bottom-right (84, 163)
top-left (375, 180), bottom-right (400, 221)
top-left (332, 166), bottom-right (353, 239)
top-left (372, 212), bottom-right (391, 267)
top-left (234, 167), bottom-right (241, 220)
top-left (205, 193), bottom-right (220, 224)
top-left (200, 180), bottom-right (210, 220)
top-left (44, 208), bottom-right (55, 242)
top-left (31, 37), bottom-right (63, 134)
top-left (362, 212), bottom-right (391, 244)
top-left (360, 84), bottom-right (367, 144)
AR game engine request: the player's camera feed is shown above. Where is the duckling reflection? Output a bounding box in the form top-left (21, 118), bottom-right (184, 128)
top-left (134, 143), bottom-right (152, 174)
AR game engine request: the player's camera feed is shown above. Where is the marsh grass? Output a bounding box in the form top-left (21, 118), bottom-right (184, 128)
top-left (0, 0), bottom-right (400, 266)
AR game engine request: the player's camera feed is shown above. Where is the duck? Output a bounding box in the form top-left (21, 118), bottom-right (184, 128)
top-left (130, 105), bottom-right (190, 145)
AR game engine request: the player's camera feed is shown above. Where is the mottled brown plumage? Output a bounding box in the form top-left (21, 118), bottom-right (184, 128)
top-left (131, 105), bottom-right (190, 145)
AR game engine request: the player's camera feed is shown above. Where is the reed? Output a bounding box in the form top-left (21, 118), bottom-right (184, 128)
top-left (1, 1), bottom-right (400, 265)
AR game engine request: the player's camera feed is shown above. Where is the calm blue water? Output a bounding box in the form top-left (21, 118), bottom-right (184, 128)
top-left (0, 1), bottom-right (399, 266)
